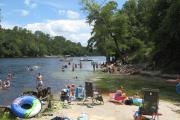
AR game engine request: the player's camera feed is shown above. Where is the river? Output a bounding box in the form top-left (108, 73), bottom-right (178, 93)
top-left (0, 56), bottom-right (106, 105)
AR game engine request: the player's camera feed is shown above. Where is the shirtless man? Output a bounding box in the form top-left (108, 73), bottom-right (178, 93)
top-left (36, 73), bottom-right (43, 88)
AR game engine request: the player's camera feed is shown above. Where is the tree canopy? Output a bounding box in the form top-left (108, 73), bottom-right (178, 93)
top-left (81, 0), bottom-right (180, 73)
top-left (0, 26), bottom-right (89, 57)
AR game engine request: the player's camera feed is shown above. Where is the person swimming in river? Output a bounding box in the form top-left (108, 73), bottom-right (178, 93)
top-left (2, 79), bottom-right (11, 88)
top-left (26, 65), bottom-right (34, 71)
top-left (61, 66), bottom-right (65, 72)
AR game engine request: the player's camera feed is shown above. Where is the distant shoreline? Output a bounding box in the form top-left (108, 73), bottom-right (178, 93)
top-left (0, 55), bottom-right (105, 58)
top-left (0, 56), bottom-right (61, 58)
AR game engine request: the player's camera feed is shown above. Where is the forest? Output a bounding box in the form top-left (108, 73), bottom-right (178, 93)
top-left (0, 26), bottom-right (90, 57)
top-left (82, 0), bottom-right (180, 73)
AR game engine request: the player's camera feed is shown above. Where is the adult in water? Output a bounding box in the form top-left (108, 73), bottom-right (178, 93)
top-left (7, 72), bottom-right (13, 80)
top-left (36, 73), bottom-right (43, 88)
top-left (36, 73), bottom-right (44, 98)
top-left (72, 64), bottom-right (75, 72)
top-left (80, 61), bottom-right (82, 69)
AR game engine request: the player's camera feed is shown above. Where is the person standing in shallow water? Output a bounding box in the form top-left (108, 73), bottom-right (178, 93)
top-left (7, 72), bottom-right (13, 80)
top-left (36, 73), bottom-right (43, 88)
top-left (80, 61), bottom-right (82, 69)
top-left (92, 62), bottom-right (96, 71)
top-left (72, 64), bottom-right (75, 72)
top-left (36, 73), bottom-right (44, 98)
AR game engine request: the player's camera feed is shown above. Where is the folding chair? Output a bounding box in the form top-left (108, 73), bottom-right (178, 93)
top-left (83, 82), bottom-right (94, 104)
top-left (137, 88), bottom-right (160, 120)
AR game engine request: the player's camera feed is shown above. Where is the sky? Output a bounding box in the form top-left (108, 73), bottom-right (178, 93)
top-left (0, 0), bottom-right (127, 46)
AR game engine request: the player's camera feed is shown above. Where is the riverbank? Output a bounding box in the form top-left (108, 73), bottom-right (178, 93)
top-left (1, 70), bottom-right (180, 120)
top-left (29, 95), bottom-right (180, 120)
top-left (94, 73), bottom-right (180, 102)
top-left (31, 72), bottom-right (180, 120)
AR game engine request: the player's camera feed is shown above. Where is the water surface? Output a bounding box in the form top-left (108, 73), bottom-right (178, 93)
top-left (0, 56), bottom-right (106, 105)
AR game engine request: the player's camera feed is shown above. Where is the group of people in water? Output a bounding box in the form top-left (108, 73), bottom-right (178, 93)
top-left (0, 72), bottom-right (13, 89)
top-left (91, 61), bottom-right (99, 71)
top-left (60, 60), bottom-right (104, 73)
top-left (61, 61), bottom-right (82, 72)
top-left (26, 65), bottom-right (39, 71)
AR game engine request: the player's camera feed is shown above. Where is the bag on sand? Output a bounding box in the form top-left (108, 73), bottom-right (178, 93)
top-left (124, 99), bottom-right (133, 105)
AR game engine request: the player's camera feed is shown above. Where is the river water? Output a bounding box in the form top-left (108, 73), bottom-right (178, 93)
top-left (0, 56), bottom-right (106, 105)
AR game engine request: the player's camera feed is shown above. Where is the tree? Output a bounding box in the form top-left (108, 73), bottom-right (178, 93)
top-left (150, 0), bottom-right (180, 73)
top-left (82, 0), bottom-right (130, 62)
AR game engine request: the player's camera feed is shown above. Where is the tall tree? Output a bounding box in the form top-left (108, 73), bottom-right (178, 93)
top-left (82, 0), bottom-right (130, 62)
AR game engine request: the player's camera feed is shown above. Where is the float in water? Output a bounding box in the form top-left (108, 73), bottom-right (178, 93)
top-left (11, 95), bottom-right (41, 118)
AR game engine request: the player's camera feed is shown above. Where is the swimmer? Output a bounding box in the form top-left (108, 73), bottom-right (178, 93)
top-left (2, 79), bottom-right (10, 88)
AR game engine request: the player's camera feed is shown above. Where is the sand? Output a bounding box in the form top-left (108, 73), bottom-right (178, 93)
top-left (30, 95), bottom-right (180, 120)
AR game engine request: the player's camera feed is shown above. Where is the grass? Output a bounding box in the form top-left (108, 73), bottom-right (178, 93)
top-left (95, 74), bottom-right (180, 102)
top-left (0, 111), bottom-right (16, 120)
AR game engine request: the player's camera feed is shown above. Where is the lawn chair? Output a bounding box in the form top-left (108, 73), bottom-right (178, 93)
top-left (83, 82), bottom-right (104, 105)
top-left (83, 82), bottom-right (94, 104)
top-left (134, 88), bottom-right (160, 120)
top-left (92, 90), bottom-right (104, 104)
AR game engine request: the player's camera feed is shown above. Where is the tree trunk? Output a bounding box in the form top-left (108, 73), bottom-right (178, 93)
top-left (110, 33), bottom-right (125, 63)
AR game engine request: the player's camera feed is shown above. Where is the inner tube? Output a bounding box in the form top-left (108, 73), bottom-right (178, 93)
top-left (11, 95), bottom-right (41, 118)
top-left (2, 80), bottom-right (10, 89)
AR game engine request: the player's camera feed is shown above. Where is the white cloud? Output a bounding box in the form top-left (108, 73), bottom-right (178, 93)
top-left (1, 22), bottom-right (15, 29)
top-left (58, 10), bottom-right (80, 20)
top-left (24, 19), bottom-right (91, 46)
top-left (24, 0), bottom-right (37, 9)
top-left (39, 1), bottom-right (61, 9)
top-left (21, 10), bottom-right (29, 16)
top-left (66, 10), bottom-right (80, 19)
top-left (30, 3), bottom-right (37, 8)
top-left (24, 0), bottom-right (31, 5)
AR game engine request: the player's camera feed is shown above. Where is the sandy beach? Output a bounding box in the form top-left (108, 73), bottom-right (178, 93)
top-left (30, 95), bottom-right (180, 120)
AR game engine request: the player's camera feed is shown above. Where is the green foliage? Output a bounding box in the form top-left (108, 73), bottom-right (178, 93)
top-left (82, 0), bottom-right (180, 73)
top-left (149, 0), bottom-right (180, 73)
top-left (95, 74), bottom-right (180, 102)
top-left (0, 27), bottom-right (89, 57)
